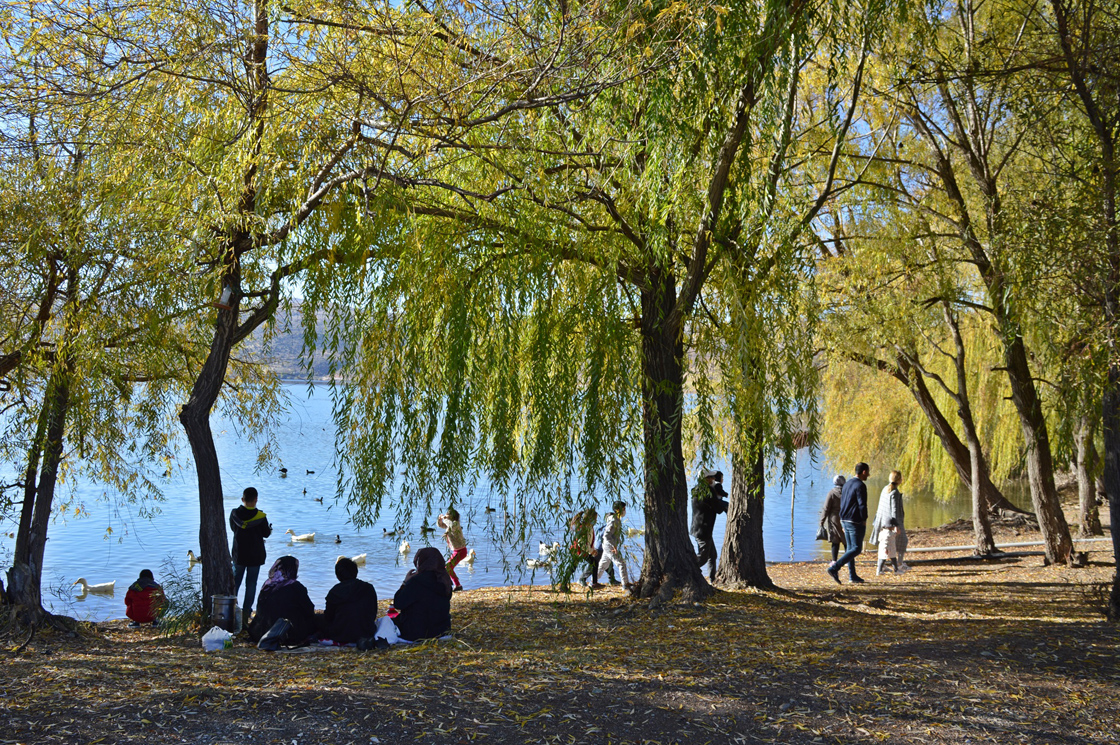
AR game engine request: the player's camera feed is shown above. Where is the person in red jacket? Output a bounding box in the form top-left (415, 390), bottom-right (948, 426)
top-left (125, 569), bottom-right (165, 627)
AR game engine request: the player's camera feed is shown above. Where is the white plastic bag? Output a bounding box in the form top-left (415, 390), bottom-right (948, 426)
top-left (201, 625), bottom-right (233, 651)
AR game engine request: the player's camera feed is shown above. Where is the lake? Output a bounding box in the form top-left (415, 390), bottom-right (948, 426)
top-left (0, 384), bottom-right (980, 621)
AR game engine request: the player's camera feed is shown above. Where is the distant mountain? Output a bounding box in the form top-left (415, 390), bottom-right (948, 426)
top-left (241, 305), bottom-right (343, 380)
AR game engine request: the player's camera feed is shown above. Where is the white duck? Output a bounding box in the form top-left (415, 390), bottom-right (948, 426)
top-left (187, 550), bottom-right (203, 567)
top-left (286, 529), bottom-right (316, 542)
top-left (538, 541), bottom-right (561, 558)
top-left (464, 548), bottom-right (477, 565)
top-left (349, 553), bottom-right (367, 565)
top-left (525, 558), bottom-right (550, 570)
top-left (73, 578), bottom-right (115, 595)
top-left (399, 540), bottom-right (411, 554)
top-left (625, 527), bottom-right (645, 538)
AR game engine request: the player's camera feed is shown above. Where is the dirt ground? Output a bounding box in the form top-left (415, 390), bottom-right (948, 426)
top-left (1, 502), bottom-right (1116, 745)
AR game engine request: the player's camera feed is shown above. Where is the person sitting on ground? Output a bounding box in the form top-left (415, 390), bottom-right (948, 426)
top-left (377, 547), bottom-right (453, 644)
top-left (247, 556), bottom-right (316, 646)
top-left (320, 557), bottom-right (378, 645)
top-left (124, 569), bottom-right (165, 627)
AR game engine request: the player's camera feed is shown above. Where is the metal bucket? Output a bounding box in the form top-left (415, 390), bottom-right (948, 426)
top-left (211, 594), bottom-right (238, 632)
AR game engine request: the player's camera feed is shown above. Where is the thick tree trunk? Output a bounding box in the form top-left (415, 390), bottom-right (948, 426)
top-left (1003, 337), bottom-right (1073, 565)
top-left (1103, 371), bottom-right (1120, 621)
top-left (635, 272), bottom-right (712, 605)
top-left (180, 269), bottom-right (243, 614)
top-left (715, 442), bottom-right (773, 589)
top-left (1076, 414), bottom-right (1104, 537)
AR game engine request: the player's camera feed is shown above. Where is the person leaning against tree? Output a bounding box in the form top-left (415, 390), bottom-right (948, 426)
top-left (827, 462), bottom-right (869, 584)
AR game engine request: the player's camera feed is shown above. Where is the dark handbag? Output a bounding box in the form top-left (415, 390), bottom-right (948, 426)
top-left (257, 617), bottom-right (293, 651)
top-left (815, 525), bottom-right (828, 541)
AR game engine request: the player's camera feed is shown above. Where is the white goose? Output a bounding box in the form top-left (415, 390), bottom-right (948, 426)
top-left (525, 558), bottom-right (550, 570)
top-left (286, 529), bottom-right (316, 542)
top-left (538, 541), bottom-right (561, 558)
top-left (73, 578), bottom-right (115, 595)
top-left (464, 548), bottom-right (477, 565)
top-left (187, 550), bottom-right (203, 567)
top-left (337, 553), bottom-right (367, 565)
top-left (399, 540), bottom-right (411, 554)
top-left (625, 527), bottom-right (644, 538)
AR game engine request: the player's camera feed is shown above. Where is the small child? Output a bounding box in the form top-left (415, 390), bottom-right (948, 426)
top-left (876, 525), bottom-right (898, 575)
top-left (596, 501), bottom-right (631, 589)
top-left (438, 507), bottom-right (467, 592)
top-left (125, 569), bottom-right (165, 627)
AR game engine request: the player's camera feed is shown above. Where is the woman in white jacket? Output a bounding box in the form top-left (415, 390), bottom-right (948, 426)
top-left (870, 470), bottom-right (908, 574)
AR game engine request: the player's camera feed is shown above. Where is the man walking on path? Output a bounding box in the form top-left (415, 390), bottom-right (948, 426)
top-left (230, 487), bottom-right (272, 627)
top-left (691, 468), bottom-right (729, 582)
top-left (828, 463), bottom-right (869, 584)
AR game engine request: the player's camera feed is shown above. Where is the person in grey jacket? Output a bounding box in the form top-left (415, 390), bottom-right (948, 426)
top-left (870, 470), bottom-right (908, 573)
top-left (818, 474), bottom-right (847, 565)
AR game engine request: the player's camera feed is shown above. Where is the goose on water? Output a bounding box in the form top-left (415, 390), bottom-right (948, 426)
top-left (187, 550), bottom-right (203, 567)
top-left (538, 541), bottom-right (561, 558)
top-left (464, 549), bottom-right (477, 565)
top-left (334, 535), bottom-right (342, 544)
top-left (337, 553), bottom-right (367, 565)
top-left (383, 528), bottom-right (397, 537)
top-left (286, 529), bottom-right (316, 542)
top-left (399, 540), bottom-right (411, 554)
top-left (73, 578), bottom-right (115, 595)
top-left (525, 558), bottom-right (550, 570)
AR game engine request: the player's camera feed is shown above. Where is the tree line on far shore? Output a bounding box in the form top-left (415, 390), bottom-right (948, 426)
top-left (1, 0), bottom-right (1117, 625)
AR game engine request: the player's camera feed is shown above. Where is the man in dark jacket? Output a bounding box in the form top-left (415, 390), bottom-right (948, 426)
top-left (828, 462), bottom-right (869, 584)
top-left (230, 487), bottom-right (272, 625)
top-left (691, 468), bottom-right (729, 582)
top-left (321, 557), bottom-right (378, 644)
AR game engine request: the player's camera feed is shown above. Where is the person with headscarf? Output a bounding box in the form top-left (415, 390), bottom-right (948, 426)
top-left (818, 474), bottom-right (847, 566)
top-left (247, 556), bottom-right (316, 645)
top-left (870, 470), bottom-right (909, 575)
top-left (125, 569), bottom-right (165, 627)
top-left (378, 547), bottom-right (453, 644)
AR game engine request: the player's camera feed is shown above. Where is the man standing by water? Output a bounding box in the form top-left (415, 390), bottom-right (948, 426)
top-left (828, 463), bottom-right (869, 584)
top-left (691, 468), bottom-right (729, 583)
top-left (230, 487), bottom-right (272, 628)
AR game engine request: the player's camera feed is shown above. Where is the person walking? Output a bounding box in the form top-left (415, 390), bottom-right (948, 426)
top-left (870, 470), bottom-right (908, 574)
top-left (818, 474), bottom-right (847, 566)
top-left (596, 501), bottom-right (632, 589)
top-left (827, 463), bottom-right (869, 584)
top-left (691, 468), bottom-right (729, 582)
top-left (230, 486), bottom-right (272, 628)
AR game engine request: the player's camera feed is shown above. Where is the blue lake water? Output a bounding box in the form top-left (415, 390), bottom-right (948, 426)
top-left (0, 384), bottom-right (975, 621)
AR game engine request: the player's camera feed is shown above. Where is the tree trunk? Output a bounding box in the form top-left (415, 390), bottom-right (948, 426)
top-left (715, 441), bottom-right (773, 589)
top-left (1076, 413), bottom-right (1104, 537)
top-left (891, 355), bottom-right (1024, 516)
top-left (1103, 370), bottom-right (1120, 621)
top-left (1003, 337), bottom-right (1073, 565)
top-left (179, 267), bottom-right (243, 613)
top-left (7, 365), bottom-right (70, 621)
top-left (635, 272), bottom-right (712, 605)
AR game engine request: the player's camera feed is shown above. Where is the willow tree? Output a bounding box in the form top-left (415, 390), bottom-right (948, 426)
top-left (304, 0), bottom-right (894, 602)
top-left (0, 88), bottom-right (201, 619)
top-left (36, 0), bottom-right (644, 612)
top-left (835, 0), bottom-right (1077, 563)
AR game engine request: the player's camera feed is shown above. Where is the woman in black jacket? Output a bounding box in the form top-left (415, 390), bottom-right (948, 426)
top-left (391, 547), bottom-right (453, 641)
top-left (321, 557), bottom-right (378, 644)
top-left (247, 556), bottom-right (316, 645)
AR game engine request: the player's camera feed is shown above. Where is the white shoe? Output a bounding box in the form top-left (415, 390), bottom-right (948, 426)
top-left (898, 563), bottom-right (910, 573)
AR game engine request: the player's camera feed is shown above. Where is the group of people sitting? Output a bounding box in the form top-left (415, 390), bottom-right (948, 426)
top-left (246, 546), bottom-right (454, 649)
top-left (123, 546), bottom-right (455, 650)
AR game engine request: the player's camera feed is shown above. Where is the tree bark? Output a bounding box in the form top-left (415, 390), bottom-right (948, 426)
top-left (179, 266), bottom-right (242, 615)
top-left (635, 271), bottom-right (712, 605)
top-left (715, 441), bottom-right (773, 589)
top-left (1104, 371), bottom-right (1120, 621)
top-left (1076, 414), bottom-right (1104, 537)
